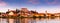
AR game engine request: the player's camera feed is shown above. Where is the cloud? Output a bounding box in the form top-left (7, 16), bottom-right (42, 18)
top-left (27, 0), bottom-right (39, 4)
top-left (0, 8), bottom-right (10, 12)
top-left (0, 7), bottom-right (16, 13)
top-left (0, 1), bottom-right (7, 6)
top-left (46, 0), bottom-right (58, 5)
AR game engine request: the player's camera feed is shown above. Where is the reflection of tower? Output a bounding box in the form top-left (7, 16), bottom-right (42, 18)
top-left (14, 19), bottom-right (20, 23)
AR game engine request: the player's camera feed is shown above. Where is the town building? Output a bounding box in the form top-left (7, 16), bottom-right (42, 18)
top-left (6, 9), bottom-right (17, 17)
top-left (54, 13), bottom-right (60, 17)
top-left (0, 8), bottom-right (60, 17)
top-left (20, 8), bottom-right (29, 17)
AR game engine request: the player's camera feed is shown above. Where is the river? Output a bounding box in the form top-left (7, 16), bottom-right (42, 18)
top-left (0, 17), bottom-right (60, 23)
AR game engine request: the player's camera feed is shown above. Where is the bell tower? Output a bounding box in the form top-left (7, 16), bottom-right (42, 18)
top-left (8, 9), bottom-right (9, 11)
top-left (45, 10), bottom-right (48, 16)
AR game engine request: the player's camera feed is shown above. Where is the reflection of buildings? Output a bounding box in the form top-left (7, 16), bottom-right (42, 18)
top-left (20, 18), bottom-right (26, 23)
top-left (9, 19), bottom-right (14, 23)
top-left (20, 18), bottom-right (33, 23)
top-left (8, 18), bottom-right (20, 23)
top-left (1, 18), bottom-right (8, 23)
top-left (14, 18), bottom-right (20, 23)
top-left (20, 18), bottom-right (28, 23)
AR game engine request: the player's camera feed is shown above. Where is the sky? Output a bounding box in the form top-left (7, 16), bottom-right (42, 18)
top-left (0, 0), bottom-right (60, 13)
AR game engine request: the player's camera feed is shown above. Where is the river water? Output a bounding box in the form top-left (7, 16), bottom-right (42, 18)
top-left (0, 17), bottom-right (60, 23)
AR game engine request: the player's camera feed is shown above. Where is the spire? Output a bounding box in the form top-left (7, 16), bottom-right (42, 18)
top-left (8, 9), bottom-right (9, 11)
top-left (45, 10), bottom-right (48, 16)
top-left (35, 10), bottom-right (36, 12)
top-left (45, 10), bottom-right (47, 13)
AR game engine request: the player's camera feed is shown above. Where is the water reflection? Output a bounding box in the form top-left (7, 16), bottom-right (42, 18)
top-left (9, 18), bottom-right (14, 23)
top-left (0, 17), bottom-right (60, 23)
top-left (0, 18), bottom-right (1, 23)
top-left (1, 18), bottom-right (8, 23)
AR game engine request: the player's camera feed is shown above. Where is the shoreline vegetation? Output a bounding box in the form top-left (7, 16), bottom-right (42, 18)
top-left (0, 16), bottom-right (59, 18)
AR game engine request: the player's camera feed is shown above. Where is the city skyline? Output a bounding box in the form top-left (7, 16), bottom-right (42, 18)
top-left (0, 8), bottom-right (60, 13)
top-left (0, 0), bottom-right (60, 13)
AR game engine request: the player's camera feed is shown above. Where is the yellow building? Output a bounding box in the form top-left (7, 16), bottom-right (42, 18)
top-left (6, 9), bottom-right (17, 17)
top-left (54, 13), bottom-right (60, 17)
top-left (39, 13), bottom-right (45, 17)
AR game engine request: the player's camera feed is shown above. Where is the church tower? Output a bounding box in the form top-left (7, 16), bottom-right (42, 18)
top-left (8, 9), bottom-right (9, 11)
top-left (45, 10), bottom-right (48, 16)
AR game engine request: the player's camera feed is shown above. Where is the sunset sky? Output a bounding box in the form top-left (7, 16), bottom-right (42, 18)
top-left (0, 0), bottom-right (60, 13)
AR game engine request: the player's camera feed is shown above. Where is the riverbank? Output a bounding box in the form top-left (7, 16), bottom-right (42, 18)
top-left (0, 16), bottom-right (59, 18)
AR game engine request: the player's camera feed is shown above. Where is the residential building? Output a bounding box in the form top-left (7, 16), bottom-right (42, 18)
top-left (6, 9), bottom-right (17, 17)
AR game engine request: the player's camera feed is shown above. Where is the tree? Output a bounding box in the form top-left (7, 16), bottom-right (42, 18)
top-left (0, 13), bottom-right (1, 15)
top-left (33, 15), bottom-right (36, 18)
top-left (16, 9), bottom-right (20, 13)
top-left (30, 11), bottom-right (38, 14)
